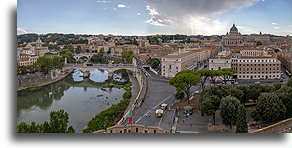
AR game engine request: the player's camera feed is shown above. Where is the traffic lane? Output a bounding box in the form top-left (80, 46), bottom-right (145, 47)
top-left (132, 77), bottom-right (176, 126)
top-left (158, 109), bottom-right (176, 132)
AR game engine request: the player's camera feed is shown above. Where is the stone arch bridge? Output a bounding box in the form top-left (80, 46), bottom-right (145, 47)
top-left (64, 63), bottom-right (138, 78)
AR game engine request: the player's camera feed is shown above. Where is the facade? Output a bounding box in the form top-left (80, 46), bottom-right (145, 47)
top-left (209, 47), bottom-right (281, 80)
top-left (222, 24), bottom-right (244, 46)
top-left (161, 48), bottom-right (210, 78)
top-left (277, 50), bottom-right (291, 74)
top-left (18, 54), bottom-right (39, 66)
top-left (93, 124), bottom-right (165, 133)
top-left (235, 56), bottom-right (281, 80)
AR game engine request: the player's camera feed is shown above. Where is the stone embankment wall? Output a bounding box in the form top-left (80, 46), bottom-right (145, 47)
top-left (117, 67), bottom-right (148, 125)
top-left (17, 68), bottom-right (74, 90)
top-left (250, 118), bottom-right (292, 133)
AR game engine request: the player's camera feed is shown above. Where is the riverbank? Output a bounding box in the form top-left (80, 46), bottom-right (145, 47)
top-left (17, 68), bottom-right (75, 92)
top-left (82, 73), bottom-right (132, 133)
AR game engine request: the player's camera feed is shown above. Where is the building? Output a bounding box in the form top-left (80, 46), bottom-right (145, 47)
top-left (277, 49), bottom-right (291, 74)
top-left (209, 47), bottom-right (281, 80)
top-left (93, 124), bottom-right (165, 133)
top-left (235, 55), bottom-right (281, 80)
top-left (209, 51), bottom-right (232, 70)
top-left (17, 54), bottom-right (39, 66)
top-left (222, 24), bottom-right (244, 46)
top-left (161, 48), bottom-right (210, 78)
top-left (34, 37), bottom-right (49, 57)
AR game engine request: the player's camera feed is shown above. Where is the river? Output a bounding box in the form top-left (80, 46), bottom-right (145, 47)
top-left (17, 69), bottom-right (127, 133)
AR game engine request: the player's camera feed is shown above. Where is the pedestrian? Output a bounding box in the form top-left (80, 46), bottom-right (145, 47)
top-left (189, 124), bottom-right (192, 129)
top-left (183, 118), bottom-right (185, 122)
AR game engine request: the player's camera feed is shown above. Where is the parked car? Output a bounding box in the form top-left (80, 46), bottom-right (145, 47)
top-left (234, 82), bottom-right (239, 85)
top-left (184, 110), bottom-right (193, 116)
top-left (194, 91), bottom-right (200, 94)
top-left (255, 81), bottom-right (261, 84)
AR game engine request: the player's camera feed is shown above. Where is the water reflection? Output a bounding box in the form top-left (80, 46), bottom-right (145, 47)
top-left (17, 69), bottom-right (126, 132)
top-left (89, 69), bottom-right (108, 83)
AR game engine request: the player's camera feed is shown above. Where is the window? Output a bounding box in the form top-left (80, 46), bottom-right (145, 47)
top-left (136, 128), bottom-right (138, 133)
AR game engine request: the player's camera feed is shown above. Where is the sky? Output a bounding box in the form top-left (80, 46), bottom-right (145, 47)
top-left (17, 0), bottom-right (292, 36)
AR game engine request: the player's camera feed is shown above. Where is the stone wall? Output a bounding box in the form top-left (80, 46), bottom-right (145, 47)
top-left (251, 118), bottom-right (292, 133)
top-left (17, 68), bottom-right (73, 90)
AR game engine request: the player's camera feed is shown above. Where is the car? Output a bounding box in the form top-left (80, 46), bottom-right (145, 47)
top-left (234, 82), bottom-right (239, 85)
top-left (255, 81), bottom-right (261, 84)
top-left (280, 80), bottom-right (284, 82)
top-left (194, 91), bottom-right (200, 94)
top-left (184, 110), bottom-right (193, 116)
top-left (267, 81), bottom-right (272, 83)
top-left (160, 103), bottom-right (168, 110)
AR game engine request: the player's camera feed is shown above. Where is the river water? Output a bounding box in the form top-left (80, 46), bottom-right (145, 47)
top-left (17, 69), bottom-right (126, 133)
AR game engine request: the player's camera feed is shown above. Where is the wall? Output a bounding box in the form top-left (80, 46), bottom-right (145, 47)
top-left (93, 124), bottom-right (166, 133)
top-left (251, 118), bottom-right (292, 133)
top-left (17, 68), bottom-right (73, 90)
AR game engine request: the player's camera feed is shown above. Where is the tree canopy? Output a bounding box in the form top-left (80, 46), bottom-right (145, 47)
top-left (219, 96), bottom-right (240, 128)
top-left (169, 70), bottom-right (200, 104)
top-left (17, 110), bottom-right (75, 133)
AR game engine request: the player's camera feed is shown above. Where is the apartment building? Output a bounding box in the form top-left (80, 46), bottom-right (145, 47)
top-left (161, 48), bottom-right (210, 78)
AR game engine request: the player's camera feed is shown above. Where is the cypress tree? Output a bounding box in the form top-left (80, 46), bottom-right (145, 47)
top-left (236, 105), bottom-right (248, 133)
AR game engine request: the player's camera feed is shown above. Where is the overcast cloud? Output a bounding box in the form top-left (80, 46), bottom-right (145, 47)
top-left (144, 0), bottom-right (260, 35)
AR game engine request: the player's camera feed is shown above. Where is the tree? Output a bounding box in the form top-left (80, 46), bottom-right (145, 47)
top-left (91, 49), bottom-right (106, 64)
top-left (236, 86), bottom-right (249, 104)
top-left (122, 48), bottom-right (134, 63)
top-left (169, 70), bottom-right (200, 104)
top-left (219, 96), bottom-right (240, 128)
top-left (17, 110), bottom-right (75, 133)
top-left (201, 95), bottom-right (221, 125)
top-left (52, 56), bottom-right (64, 69)
top-left (288, 78), bottom-right (292, 87)
top-left (201, 85), bottom-right (231, 100)
top-left (236, 105), bottom-right (248, 133)
top-left (35, 56), bottom-right (53, 74)
top-left (194, 70), bottom-right (212, 89)
top-left (256, 41), bottom-right (262, 46)
top-left (229, 88), bottom-right (244, 103)
top-left (256, 93), bottom-right (286, 123)
top-left (175, 91), bottom-right (185, 100)
top-left (277, 85), bottom-right (292, 118)
top-left (147, 58), bottom-right (160, 69)
top-left (75, 46), bottom-right (82, 54)
top-left (246, 84), bottom-right (262, 103)
top-left (219, 68), bottom-right (236, 84)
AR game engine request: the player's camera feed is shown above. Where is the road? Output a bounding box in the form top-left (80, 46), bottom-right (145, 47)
top-left (131, 68), bottom-right (176, 132)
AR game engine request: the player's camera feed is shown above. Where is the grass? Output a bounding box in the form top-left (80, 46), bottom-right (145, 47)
top-left (17, 86), bottom-right (42, 93)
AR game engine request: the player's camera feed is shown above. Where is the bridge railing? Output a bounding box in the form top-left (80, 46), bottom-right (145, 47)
top-left (65, 64), bottom-right (136, 68)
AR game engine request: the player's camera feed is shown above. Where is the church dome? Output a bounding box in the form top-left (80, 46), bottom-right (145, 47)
top-left (36, 37), bottom-right (43, 44)
top-left (230, 24), bottom-right (238, 32)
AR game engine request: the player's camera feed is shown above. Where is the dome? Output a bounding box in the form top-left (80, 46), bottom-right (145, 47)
top-left (36, 37), bottom-right (42, 44)
top-left (230, 24), bottom-right (238, 32)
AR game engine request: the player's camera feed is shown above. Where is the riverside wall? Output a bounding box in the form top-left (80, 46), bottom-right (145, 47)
top-left (17, 68), bottom-right (74, 91)
top-left (250, 118), bottom-right (292, 133)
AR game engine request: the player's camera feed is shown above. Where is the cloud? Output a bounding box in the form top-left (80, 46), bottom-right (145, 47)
top-left (274, 26), bottom-right (280, 29)
top-left (143, 0), bottom-right (260, 35)
top-left (118, 4), bottom-right (127, 8)
top-left (97, 1), bottom-right (111, 3)
top-left (137, 13), bottom-right (141, 15)
top-left (272, 22), bottom-right (277, 25)
top-left (17, 27), bottom-right (29, 34)
top-left (145, 5), bottom-right (175, 26)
